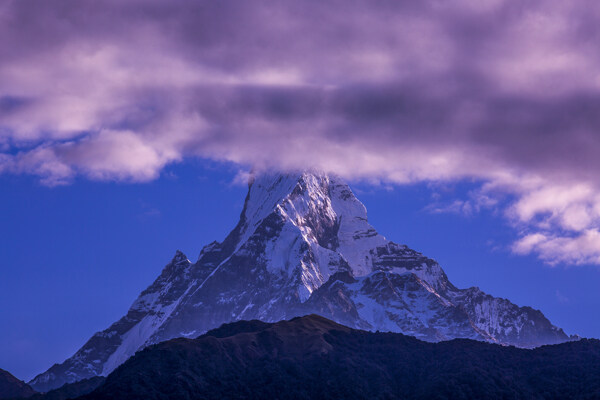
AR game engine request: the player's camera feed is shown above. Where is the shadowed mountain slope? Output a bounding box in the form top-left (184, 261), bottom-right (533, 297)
top-left (0, 369), bottom-right (35, 399)
top-left (81, 315), bottom-right (598, 400)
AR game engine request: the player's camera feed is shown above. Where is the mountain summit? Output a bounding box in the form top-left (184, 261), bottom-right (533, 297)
top-left (30, 172), bottom-right (570, 392)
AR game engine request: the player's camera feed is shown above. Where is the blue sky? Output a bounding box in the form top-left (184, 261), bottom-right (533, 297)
top-left (2, 160), bottom-right (599, 381)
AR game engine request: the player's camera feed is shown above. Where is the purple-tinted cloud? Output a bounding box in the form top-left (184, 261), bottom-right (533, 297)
top-left (2, 0), bottom-right (600, 265)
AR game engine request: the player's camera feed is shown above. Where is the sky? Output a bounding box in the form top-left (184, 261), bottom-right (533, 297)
top-left (1, 0), bottom-right (600, 381)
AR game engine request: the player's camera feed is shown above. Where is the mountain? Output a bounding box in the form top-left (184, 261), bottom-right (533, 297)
top-left (80, 315), bottom-right (600, 400)
top-left (0, 369), bottom-right (36, 399)
top-left (29, 172), bottom-right (571, 392)
top-left (16, 378), bottom-right (105, 400)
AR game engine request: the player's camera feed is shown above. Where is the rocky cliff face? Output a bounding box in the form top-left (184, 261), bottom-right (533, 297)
top-left (29, 172), bottom-right (570, 392)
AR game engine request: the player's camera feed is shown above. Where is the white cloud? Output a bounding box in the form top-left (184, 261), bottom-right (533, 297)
top-left (513, 230), bottom-right (600, 266)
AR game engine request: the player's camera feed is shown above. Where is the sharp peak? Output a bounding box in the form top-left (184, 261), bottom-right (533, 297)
top-left (245, 170), bottom-right (350, 203)
top-left (171, 250), bottom-right (190, 264)
top-left (247, 169), bottom-right (344, 185)
top-left (242, 170), bottom-right (356, 217)
top-left (230, 169), bottom-right (364, 252)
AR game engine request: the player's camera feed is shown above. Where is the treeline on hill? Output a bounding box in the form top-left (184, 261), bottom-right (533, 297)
top-left (68, 315), bottom-right (600, 400)
top-left (2, 377), bottom-right (105, 400)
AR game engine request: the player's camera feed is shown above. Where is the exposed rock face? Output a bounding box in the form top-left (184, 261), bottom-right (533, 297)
top-left (29, 172), bottom-right (571, 392)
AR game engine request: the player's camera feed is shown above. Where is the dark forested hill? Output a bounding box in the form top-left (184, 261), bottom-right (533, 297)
top-left (78, 315), bottom-right (599, 400)
top-left (0, 369), bottom-right (35, 399)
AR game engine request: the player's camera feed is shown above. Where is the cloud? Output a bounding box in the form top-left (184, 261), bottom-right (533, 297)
top-left (2, 0), bottom-right (600, 265)
top-left (555, 290), bottom-right (570, 304)
top-left (426, 188), bottom-right (500, 216)
top-left (427, 200), bottom-right (476, 216)
top-left (513, 230), bottom-right (600, 266)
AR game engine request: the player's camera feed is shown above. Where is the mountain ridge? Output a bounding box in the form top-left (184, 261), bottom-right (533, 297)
top-left (29, 171), bottom-right (572, 392)
top-left (0, 368), bottom-right (36, 399)
top-left (80, 315), bottom-right (600, 400)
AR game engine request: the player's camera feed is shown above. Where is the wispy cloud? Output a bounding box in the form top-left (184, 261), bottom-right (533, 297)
top-left (2, 0), bottom-right (600, 265)
top-left (426, 187), bottom-right (500, 216)
top-left (513, 230), bottom-right (600, 266)
top-left (555, 290), bottom-right (570, 304)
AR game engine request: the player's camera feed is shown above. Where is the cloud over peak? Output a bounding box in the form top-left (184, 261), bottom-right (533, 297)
top-left (2, 0), bottom-right (600, 265)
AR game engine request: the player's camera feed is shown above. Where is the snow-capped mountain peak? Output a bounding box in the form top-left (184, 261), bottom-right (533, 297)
top-left (29, 171), bottom-right (573, 392)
